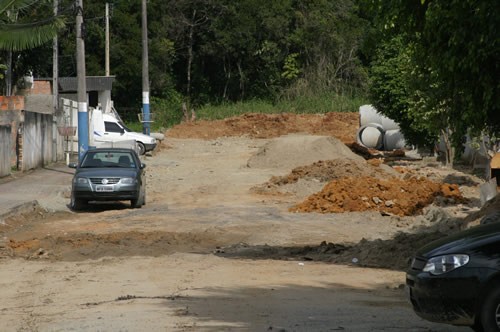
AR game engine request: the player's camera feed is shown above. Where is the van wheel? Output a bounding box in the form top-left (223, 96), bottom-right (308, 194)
top-left (480, 285), bottom-right (500, 331)
top-left (137, 142), bottom-right (146, 155)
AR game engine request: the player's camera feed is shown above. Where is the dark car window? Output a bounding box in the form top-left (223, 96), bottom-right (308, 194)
top-left (104, 121), bottom-right (123, 133)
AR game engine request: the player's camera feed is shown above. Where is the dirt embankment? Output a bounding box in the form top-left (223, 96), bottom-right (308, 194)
top-left (167, 112), bottom-right (359, 144)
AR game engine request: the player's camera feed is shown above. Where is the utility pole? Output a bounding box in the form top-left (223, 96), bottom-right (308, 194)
top-left (53, 0), bottom-right (59, 163)
top-left (76, 0), bottom-right (88, 160)
top-left (141, 0), bottom-right (150, 135)
top-left (53, 0), bottom-right (58, 114)
top-left (105, 2), bottom-right (110, 76)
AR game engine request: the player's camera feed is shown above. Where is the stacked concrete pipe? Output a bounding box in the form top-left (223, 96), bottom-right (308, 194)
top-left (357, 105), bottom-right (406, 150)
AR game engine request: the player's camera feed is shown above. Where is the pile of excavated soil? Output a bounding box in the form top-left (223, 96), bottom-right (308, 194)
top-left (247, 135), bottom-right (364, 170)
top-left (166, 112), bottom-right (359, 144)
top-left (251, 158), bottom-right (400, 197)
top-left (264, 159), bottom-right (398, 186)
top-left (290, 176), bottom-right (465, 216)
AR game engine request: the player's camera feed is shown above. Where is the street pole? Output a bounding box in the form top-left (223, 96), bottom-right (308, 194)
top-left (105, 2), bottom-right (110, 76)
top-left (53, 0), bottom-right (58, 109)
top-left (76, 0), bottom-right (88, 160)
top-left (53, 0), bottom-right (59, 162)
top-left (141, 0), bottom-right (150, 135)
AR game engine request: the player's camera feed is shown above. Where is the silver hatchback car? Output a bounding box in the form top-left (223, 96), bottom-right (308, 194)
top-left (68, 148), bottom-right (146, 210)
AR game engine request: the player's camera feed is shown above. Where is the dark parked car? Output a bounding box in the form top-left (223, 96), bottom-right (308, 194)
top-left (406, 220), bottom-right (500, 331)
top-left (69, 148), bottom-right (146, 210)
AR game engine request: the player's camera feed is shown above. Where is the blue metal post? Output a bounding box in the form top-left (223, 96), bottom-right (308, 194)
top-left (77, 104), bottom-right (88, 160)
top-left (142, 93), bottom-right (150, 135)
top-left (76, 0), bottom-right (88, 160)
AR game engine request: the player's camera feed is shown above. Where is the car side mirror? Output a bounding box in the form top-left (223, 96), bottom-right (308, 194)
top-left (120, 127), bottom-right (125, 135)
top-left (68, 162), bottom-right (78, 169)
top-left (140, 163), bottom-right (146, 169)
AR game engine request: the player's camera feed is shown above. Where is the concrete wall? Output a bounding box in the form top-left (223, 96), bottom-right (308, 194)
top-left (25, 95), bottom-right (54, 114)
top-left (0, 97), bottom-right (24, 172)
top-left (22, 112), bottom-right (55, 170)
top-left (0, 125), bottom-right (11, 177)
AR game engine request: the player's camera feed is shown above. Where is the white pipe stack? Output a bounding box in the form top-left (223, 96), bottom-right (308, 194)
top-left (357, 105), bottom-right (406, 150)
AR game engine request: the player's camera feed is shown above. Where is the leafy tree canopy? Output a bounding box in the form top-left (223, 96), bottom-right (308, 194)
top-left (366, 0), bottom-right (500, 155)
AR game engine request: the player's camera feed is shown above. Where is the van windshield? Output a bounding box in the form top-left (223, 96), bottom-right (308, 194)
top-left (119, 121), bottom-right (132, 132)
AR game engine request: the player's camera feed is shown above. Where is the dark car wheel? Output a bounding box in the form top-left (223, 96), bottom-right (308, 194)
top-left (480, 285), bottom-right (500, 331)
top-left (70, 193), bottom-right (86, 211)
top-left (131, 189), bottom-right (145, 208)
top-left (131, 197), bottom-right (143, 208)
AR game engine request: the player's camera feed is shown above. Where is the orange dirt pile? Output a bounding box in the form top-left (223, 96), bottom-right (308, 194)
top-left (290, 176), bottom-right (465, 216)
top-left (167, 112), bottom-right (359, 144)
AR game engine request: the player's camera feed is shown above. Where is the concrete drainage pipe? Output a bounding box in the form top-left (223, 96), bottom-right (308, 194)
top-left (383, 129), bottom-right (407, 150)
top-left (356, 123), bottom-right (385, 150)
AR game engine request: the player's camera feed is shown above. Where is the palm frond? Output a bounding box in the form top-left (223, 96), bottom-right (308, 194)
top-left (0, 16), bottom-right (66, 51)
top-left (0, 0), bottom-right (38, 16)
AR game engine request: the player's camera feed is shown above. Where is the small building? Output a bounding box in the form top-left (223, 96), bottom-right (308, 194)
top-left (0, 76), bottom-right (115, 177)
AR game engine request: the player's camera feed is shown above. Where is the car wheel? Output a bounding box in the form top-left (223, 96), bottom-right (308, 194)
top-left (480, 285), bottom-right (500, 331)
top-left (131, 190), bottom-right (145, 208)
top-left (480, 211), bottom-right (500, 225)
top-left (137, 142), bottom-right (146, 155)
top-left (70, 192), bottom-right (86, 211)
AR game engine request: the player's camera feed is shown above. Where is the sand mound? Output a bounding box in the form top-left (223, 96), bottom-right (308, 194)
top-left (247, 135), bottom-right (365, 170)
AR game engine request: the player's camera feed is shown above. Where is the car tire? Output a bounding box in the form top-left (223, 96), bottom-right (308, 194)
top-left (480, 211), bottom-right (500, 225)
top-left (480, 285), bottom-right (500, 331)
top-left (137, 142), bottom-right (146, 155)
top-left (131, 197), bottom-right (141, 208)
top-left (70, 193), bottom-right (86, 211)
top-left (131, 190), bottom-right (145, 208)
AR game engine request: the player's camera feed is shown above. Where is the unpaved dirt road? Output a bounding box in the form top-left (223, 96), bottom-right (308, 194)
top-left (0, 113), bottom-right (478, 331)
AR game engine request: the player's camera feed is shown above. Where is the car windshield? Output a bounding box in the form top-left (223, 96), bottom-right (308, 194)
top-left (81, 151), bottom-right (136, 168)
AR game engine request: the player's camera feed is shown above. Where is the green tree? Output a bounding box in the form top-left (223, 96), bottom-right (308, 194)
top-left (287, 0), bottom-right (368, 98)
top-left (366, 0), bottom-right (500, 162)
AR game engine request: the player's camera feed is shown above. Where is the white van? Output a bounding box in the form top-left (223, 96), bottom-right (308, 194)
top-left (92, 109), bottom-right (157, 155)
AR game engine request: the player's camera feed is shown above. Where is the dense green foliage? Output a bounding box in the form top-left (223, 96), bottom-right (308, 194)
top-left (366, 0), bottom-right (500, 156)
top-left (2, 0), bottom-right (367, 108)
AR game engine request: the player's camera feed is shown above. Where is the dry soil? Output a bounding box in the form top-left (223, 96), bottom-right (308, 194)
top-left (1, 112), bottom-right (487, 331)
